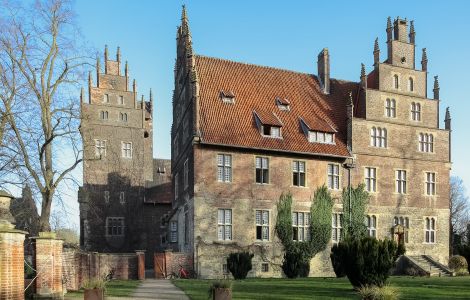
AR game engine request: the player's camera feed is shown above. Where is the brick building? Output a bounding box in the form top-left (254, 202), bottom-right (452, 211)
top-left (170, 9), bottom-right (451, 278)
top-left (78, 47), bottom-right (172, 265)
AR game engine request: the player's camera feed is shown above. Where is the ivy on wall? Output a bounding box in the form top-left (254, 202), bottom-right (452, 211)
top-left (341, 183), bottom-right (370, 239)
top-left (275, 186), bottom-right (333, 277)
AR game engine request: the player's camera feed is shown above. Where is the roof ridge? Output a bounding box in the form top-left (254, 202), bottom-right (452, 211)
top-left (195, 54), bottom-right (359, 84)
top-left (195, 54), bottom-right (315, 77)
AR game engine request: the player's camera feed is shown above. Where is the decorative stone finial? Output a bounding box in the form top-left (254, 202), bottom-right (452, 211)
top-left (409, 20), bottom-right (415, 43)
top-left (433, 75), bottom-right (440, 100)
top-left (421, 48), bottom-right (428, 71)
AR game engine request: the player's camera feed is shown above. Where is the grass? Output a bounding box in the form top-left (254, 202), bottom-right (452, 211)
top-left (173, 276), bottom-right (470, 300)
top-left (64, 280), bottom-right (141, 299)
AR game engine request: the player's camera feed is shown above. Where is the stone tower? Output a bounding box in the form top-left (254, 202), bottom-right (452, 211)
top-left (79, 46), bottom-right (154, 252)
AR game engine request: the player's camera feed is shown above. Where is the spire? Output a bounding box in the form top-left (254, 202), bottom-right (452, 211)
top-left (445, 107), bottom-right (451, 130)
top-left (181, 5), bottom-right (191, 36)
top-left (149, 88), bottom-right (153, 105)
top-left (409, 20), bottom-right (415, 43)
top-left (433, 75), bottom-right (440, 100)
top-left (421, 48), bottom-right (428, 71)
top-left (104, 45), bottom-right (108, 74)
top-left (373, 37), bottom-right (380, 67)
top-left (125, 61), bottom-right (129, 77)
top-left (386, 16), bottom-right (392, 41)
top-left (116, 46), bottom-right (121, 62)
top-left (360, 63), bottom-right (367, 88)
top-left (96, 56), bottom-right (100, 87)
top-left (133, 79), bottom-right (137, 92)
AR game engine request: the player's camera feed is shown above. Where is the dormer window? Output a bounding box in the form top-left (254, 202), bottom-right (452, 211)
top-left (220, 90), bottom-right (235, 104)
top-left (276, 97), bottom-right (290, 111)
top-left (253, 111), bottom-right (283, 139)
top-left (309, 131), bottom-right (334, 144)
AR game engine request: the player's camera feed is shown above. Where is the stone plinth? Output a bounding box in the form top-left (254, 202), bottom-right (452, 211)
top-left (32, 232), bottom-right (64, 299)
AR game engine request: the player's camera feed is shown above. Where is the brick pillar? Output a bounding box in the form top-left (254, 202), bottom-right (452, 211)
top-left (136, 251), bottom-right (145, 280)
top-left (32, 232), bottom-right (64, 299)
top-left (0, 191), bottom-right (27, 300)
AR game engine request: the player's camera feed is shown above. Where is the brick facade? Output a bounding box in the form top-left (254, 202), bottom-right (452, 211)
top-left (0, 230), bottom-right (26, 300)
top-left (170, 11), bottom-right (451, 279)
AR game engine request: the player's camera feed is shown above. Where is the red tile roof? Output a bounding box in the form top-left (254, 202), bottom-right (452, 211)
top-left (195, 55), bottom-right (358, 158)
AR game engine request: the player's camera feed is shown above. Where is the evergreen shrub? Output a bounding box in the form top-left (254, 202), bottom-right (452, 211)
top-left (227, 251), bottom-right (253, 279)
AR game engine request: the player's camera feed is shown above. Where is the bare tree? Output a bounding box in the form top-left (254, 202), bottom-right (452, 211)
top-left (0, 0), bottom-right (89, 231)
top-left (450, 176), bottom-right (470, 251)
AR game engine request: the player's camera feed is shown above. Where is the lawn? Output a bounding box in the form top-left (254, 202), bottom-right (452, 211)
top-left (64, 280), bottom-right (141, 299)
top-left (173, 276), bottom-right (470, 300)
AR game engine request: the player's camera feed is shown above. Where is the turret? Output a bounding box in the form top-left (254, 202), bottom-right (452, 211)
top-left (386, 17), bottom-right (392, 42)
top-left (360, 63), bottom-right (367, 89)
top-left (373, 38), bottom-right (380, 67)
top-left (445, 107), bottom-right (451, 130)
top-left (433, 76), bottom-right (440, 100)
top-left (409, 20), bottom-right (415, 44)
top-left (394, 17), bottom-right (408, 42)
top-left (421, 48), bottom-right (428, 71)
top-left (317, 48), bottom-right (330, 94)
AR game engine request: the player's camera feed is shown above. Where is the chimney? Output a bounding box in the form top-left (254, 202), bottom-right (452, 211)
top-left (317, 48), bottom-right (330, 94)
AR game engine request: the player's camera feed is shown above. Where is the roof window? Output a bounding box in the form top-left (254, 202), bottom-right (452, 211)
top-left (276, 97), bottom-right (290, 111)
top-left (220, 90), bottom-right (235, 104)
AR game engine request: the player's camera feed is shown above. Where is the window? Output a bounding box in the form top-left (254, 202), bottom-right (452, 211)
top-left (425, 172), bottom-right (436, 196)
top-left (261, 263), bottom-right (269, 272)
top-left (174, 173), bottom-right (179, 200)
top-left (255, 157), bottom-right (269, 184)
top-left (327, 164), bottom-right (340, 189)
top-left (309, 131), bottom-right (334, 144)
top-left (119, 112), bottom-right (128, 122)
top-left (121, 142), bottom-right (132, 158)
top-left (170, 221), bottom-right (178, 243)
top-left (119, 95), bottom-right (124, 105)
top-left (106, 217), bottom-right (124, 236)
top-left (263, 125), bottom-right (281, 138)
top-left (119, 191), bottom-right (125, 204)
top-left (332, 213), bottom-right (343, 243)
top-left (184, 159), bottom-right (189, 189)
top-left (103, 94), bottom-right (109, 103)
top-left (95, 139), bottom-right (106, 157)
top-left (395, 170), bottom-right (407, 194)
top-left (292, 212), bottom-right (310, 241)
top-left (217, 154), bottom-right (232, 183)
top-left (104, 191), bottom-right (110, 203)
top-left (364, 167), bottom-right (377, 192)
top-left (408, 77), bottom-right (414, 92)
top-left (220, 90), bottom-right (235, 104)
top-left (425, 217), bottom-right (436, 243)
top-left (255, 210), bottom-right (270, 241)
top-left (276, 98), bottom-right (290, 111)
top-left (370, 127), bottom-right (387, 148)
top-left (393, 75), bottom-right (399, 89)
top-left (385, 99), bottom-right (396, 118)
top-left (100, 111), bottom-right (109, 120)
top-left (292, 161), bottom-right (306, 187)
top-left (366, 215), bottom-right (377, 238)
top-left (411, 102), bottom-right (421, 121)
top-left (217, 209), bottom-right (232, 240)
top-left (394, 216), bottom-right (409, 243)
top-left (419, 133), bottom-right (434, 153)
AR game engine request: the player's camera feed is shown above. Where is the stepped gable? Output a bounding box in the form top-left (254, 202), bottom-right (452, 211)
top-left (195, 55), bottom-right (358, 157)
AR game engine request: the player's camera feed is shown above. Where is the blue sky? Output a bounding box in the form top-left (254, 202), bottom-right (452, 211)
top-left (65, 0), bottom-right (469, 227)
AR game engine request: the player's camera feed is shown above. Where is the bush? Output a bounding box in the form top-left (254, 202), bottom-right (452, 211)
top-left (449, 255), bottom-right (468, 272)
top-left (281, 249), bottom-right (310, 278)
top-left (455, 245), bottom-right (470, 273)
top-left (357, 284), bottom-right (399, 300)
top-left (227, 252), bottom-right (253, 280)
top-left (331, 237), bottom-right (404, 288)
top-left (330, 243), bottom-right (346, 278)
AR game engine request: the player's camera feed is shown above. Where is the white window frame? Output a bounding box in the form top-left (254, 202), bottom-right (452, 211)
top-left (425, 172), bottom-right (436, 196)
top-left (121, 142), bottom-right (132, 158)
top-left (419, 133), bottom-right (434, 153)
top-left (411, 102), bottom-right (421, 121)
top-left (255, 210), bottom-right (270, 241)
top-left (94, 139), bottom-right (106, 158)
top-left (217, 154), bottom-right (232, 183)
top-left (364, 167), bottom-right (377, 192)
top-left (425, 217), bottom-right (436, 244)
top-left (105, 217), bottom-right (124, 236)
top-left (395, 170), bottom-right (407, 194)
top-left (332, 213), bottom-right (343, 243)
top-left (309, 131), bottom-right (335, 144)
top-left (217, 209), bottom-right (232, 241)
top-left (255, 157), bottom-right (269, 184)
top-left (292, 212), bottom-right (310, 241)
top-left (385, 98), bottom-right (396, 118)
top-left (370, 127), bottom-right (387, 148)
top-left (327, 163), bottom-right (340, 190)
top-left (366, 215), bottom-right (377, 238)
top-left (170, 221), bottom-right (178, 243)
top-left (292, 161), bottom-right (306, 187)
top-left (262, 125), bottom-right (282, 138)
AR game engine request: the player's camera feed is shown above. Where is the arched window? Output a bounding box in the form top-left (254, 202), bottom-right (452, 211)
top-left (385, 99), bottom-right (396, 118)
top-left (408, 77), bottom-right (414, 92)
top-left (394, 75), bottom-right (399, 89)
top-left (100, 111), bottom-right (108, 120)
top-left (411, 102), bottom-right (421, 121)
top-left (370, 127), bottom-right (387, 147)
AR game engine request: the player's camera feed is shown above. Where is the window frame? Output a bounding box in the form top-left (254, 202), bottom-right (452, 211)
top-left (121, 141), bottom-right (133, 158)
top-left (217, 154), bottom-right (232, 183)
top-left (364, 167), bottom-right (377, 193)
top-left (366, 215), bottom-right (377, 238)
top-left (105, 217), bottom-right (125, 237)
top-left (425, 217), bottom-right (436, 244)
top-left (327, 163), bottom-right (340, 190)
top-left (393, 74), bottom-right (399, 89)
top-left (395, 169), bottom-right (407, 194)
top-left (385, 98), bottom-right (396, 118)
top-left (217, 209), bottom-right (232, 241)
top-left (170, 220), bottom-right (178, 243)
top-left (262, 125), bottom-right (282, 138)
top-left (292, 161), bottom-right (306, 187)
top-left (292, 211), bottom-right (311, 242)
top-left (255, 210), bottom-right (270, 241)
top-left (94, 139), bottom-right (106, 158)
top-left (370, 127), bottom-right (387, 148)
top-left (255, 156), bottom-right (269, 184)
top-left (408, 77), bottom-right (414, 92)
top-left (411, 102), bottom-right (421, 121)
top-left (425, 172), bottom-right (436, 196)
top-left (103, 93), bottom-right (109, 103)
top-left (393, 216), bottom-right (410, 243)
top-left (119, 191), bottom-right (125, 204)
top-left (332, 213), bottom-right (343, 243)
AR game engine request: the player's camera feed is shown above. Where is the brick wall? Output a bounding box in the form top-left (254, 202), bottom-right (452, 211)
top-left (33, 235), bottom-right (64, 298)
top-left (0, 230), bottom-right (26, 300)
top-left (62, 249), bottom-right (139, 291)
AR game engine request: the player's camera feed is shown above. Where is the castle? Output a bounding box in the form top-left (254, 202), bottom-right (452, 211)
top-left (80, 9), bottom-right (451, 277)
